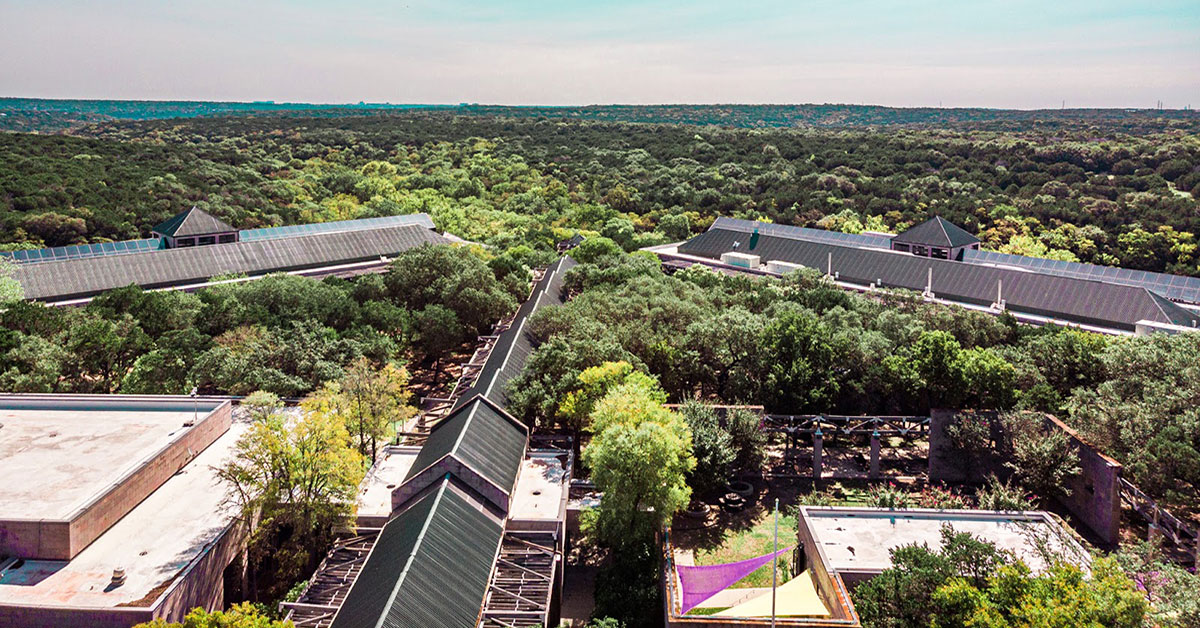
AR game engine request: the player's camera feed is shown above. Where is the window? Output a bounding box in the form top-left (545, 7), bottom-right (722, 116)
top-left (218, 233), bottom-right (236, 243)
top-left (198, 236), bottom-right (217, 246)
top-left (176, 237), bottom-right (195, 248)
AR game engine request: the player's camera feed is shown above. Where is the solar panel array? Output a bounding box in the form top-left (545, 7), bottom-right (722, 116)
top-left (964, 249), bottom-right (1200, 305)
top-left (0, 238), bottom-right (162, 264)
top-left (240, 214), bottom-right (435, 242)
top-left (709, 216), bottom-right (893, 250)
top-left (1, 214), bottom-right (437, 266)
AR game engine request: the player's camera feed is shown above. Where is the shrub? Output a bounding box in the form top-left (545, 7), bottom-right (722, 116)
top-left (975, 475), bottom-right (1031, 511)
top-left (867, 483), bottom-right (912, 509)
top-left (916, 485), bottom-right (968, 510)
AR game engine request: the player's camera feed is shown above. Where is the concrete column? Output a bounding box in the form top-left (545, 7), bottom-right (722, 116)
top-left (870, 431), bottom-right (881, 478)
top-left (812, 429), bottom-right (823, 480)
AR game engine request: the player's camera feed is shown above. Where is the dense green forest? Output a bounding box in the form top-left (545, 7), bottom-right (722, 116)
top-left (0, 106), bottom-right (1197, 511)
top-left (2, 111), bottom-right (1199, 274)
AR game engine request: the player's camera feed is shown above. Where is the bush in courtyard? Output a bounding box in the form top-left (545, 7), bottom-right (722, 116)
top-left (975, 475), bottom-right (1031, 511)
top-left (999, 411), bottom-right (1080, 504)
top-left (916, 485), bottom-right (968, 510)
top-left (866, 483), bottom-right (913, 509)
top-left (678, 401), bottom-right (735, 494)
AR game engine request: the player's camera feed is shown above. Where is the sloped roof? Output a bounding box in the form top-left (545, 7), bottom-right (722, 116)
top-left (892, 216), bottom-right (980, 248)
top-left (405, 395), bottom-right (529, 498)
top-left (328, 477), bottom-right (504, 628)
top-left (457, 256), bottom-right (577, 410)
top-left (678, 227), bottom-right (1200, 332)
top-left (16, 224), bottom-right (449, 302)
top-left (151, 206), bottom-right (237, 237)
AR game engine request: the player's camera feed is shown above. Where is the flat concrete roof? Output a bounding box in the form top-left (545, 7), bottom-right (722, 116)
top-left (509, 451), bottom-right (570, 522)
top-left (356, 446), bottom-right (421, 520)
top-left (0, 417), bottom-right (248, 608)
top-left (0, 406), bottom-right (203, 520)
top-left (800, 507), bottom-right (1087, 575)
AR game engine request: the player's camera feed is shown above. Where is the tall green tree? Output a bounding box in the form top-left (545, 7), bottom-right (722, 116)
top-left (217, 391), bottom-right (365, 601)
top-left (583, 379), bottom-right (694, 549)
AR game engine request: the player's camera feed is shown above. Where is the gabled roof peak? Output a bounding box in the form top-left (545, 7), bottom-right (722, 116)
top-left (892, 216), bottom-right (980, 248)
top-left (151, 206), bottom-right (236, 238)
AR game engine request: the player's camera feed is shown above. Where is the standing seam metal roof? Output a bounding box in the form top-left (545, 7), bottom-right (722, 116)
top-left (15, 223), bottom-right (449, 302)
top-left (328, 477), bottom-right (505, 628)
top-left (405, 396), bottom-right (529, 498)
top-left (456, 255), bottom-right (578, 410)
top-left (678, 227), bottom-right (1200, 331)
top-left (891, 216), bottom-right (980, 248)
top-left (151, 206), bottom-right (237, 238)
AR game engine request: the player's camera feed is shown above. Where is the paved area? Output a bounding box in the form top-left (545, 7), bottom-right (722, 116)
top-left (510, 452), bottom-right (570, 521)
top-left (559, 563), bottom-right (596, 626)
top-left (0, 418), bottom-right (248, 607)
top-left (355, 445), bottom-right (421, 519)
top-left (0, 407), bottom-right (196, 519)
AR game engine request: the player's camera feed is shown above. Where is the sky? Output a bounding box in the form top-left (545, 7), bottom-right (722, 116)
top-left (1, 0), bottom-right (1198, 109)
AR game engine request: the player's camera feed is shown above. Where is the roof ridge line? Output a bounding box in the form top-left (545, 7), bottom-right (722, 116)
top-left (381, 479), bottom-right (448, 628)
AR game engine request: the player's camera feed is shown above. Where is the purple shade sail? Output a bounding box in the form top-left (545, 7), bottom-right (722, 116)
top-left (677, 546), bottom-right (793, 614)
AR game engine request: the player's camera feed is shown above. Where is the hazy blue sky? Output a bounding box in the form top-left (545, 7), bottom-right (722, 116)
top-left (1, 0), bottom-right (1197, 108)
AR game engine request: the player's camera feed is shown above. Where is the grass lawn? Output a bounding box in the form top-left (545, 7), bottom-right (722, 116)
top-left (692, 511), bottom-right (798, 588)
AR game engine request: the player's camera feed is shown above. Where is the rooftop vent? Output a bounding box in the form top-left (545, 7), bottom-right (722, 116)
top-left (111, 567), bottom-right (126, 587)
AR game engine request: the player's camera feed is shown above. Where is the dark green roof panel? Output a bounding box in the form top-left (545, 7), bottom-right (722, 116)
top-left (406, 397), bottom-right (528, 495)
top-left (330, 479), bottom-right (504, 628)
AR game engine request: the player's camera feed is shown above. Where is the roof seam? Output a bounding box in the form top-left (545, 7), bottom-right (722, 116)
top-left (379, 480), bottom-right (448, 628)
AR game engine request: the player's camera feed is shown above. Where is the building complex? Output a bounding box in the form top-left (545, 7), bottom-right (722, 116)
top-left (649, 216), bottom-right (1200, 334)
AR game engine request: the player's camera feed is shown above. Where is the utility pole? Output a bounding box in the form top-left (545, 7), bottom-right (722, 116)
top-left (772, 497), bottom-right (779, 628)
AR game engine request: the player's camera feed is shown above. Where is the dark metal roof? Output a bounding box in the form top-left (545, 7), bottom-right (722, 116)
top-left (709, 216), bottom-right (893, 250)
top-left (406, 395), bottom-right (529, 497)
top-left (151, 206), bottom-right (237, 237)
top-left (963, 248), bottom-right (1200, 305)
top-left (891, 216), bottom-right (980, 248)
top-left (329, 477), bottom-right (504, 628)
top-left (14, 222), bottom-right (449, 302)
top-left (678, 227), bottom-right (1200, 332)
top-left (457, 256), bottom-right (577, 409)
top-left (239, 214), bottom-right (436, 242)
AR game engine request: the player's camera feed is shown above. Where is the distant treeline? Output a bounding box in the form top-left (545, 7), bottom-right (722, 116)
top-left (3, 98), bottom-right (1199, 133)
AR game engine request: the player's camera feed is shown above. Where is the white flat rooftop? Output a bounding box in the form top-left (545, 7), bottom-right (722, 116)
top-left (0, 417), bottom-right (248, 608)
top-left (510, 451), bottom-right (570, 521)
top-left (356, 445), bottom-right (421, 519)
top-left (0, 406), bottom-right (200, 520)
top-left (801, 507), bottom-right (1087, 574)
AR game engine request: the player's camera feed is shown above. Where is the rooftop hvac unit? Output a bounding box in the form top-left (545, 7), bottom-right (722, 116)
top-left (721, 252), bottom-right (761, 269)
top-left (766, 260), bottom-right (805, 274)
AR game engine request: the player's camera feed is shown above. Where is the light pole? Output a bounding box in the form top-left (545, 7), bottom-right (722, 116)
top-left (772, 497), bottom-right (778, 628)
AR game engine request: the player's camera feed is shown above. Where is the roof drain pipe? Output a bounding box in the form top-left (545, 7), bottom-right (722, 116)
top-left (992, 279), bottom-right (1006, 311)
top-left (923, 268), bottom-right (934, 299)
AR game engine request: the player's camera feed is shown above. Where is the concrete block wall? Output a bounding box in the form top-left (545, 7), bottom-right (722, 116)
top-left (1042, 414), bottom-right (1122, 546)
top-left (0, 605), bottom-right (151, 628)
top-left (150, 520), bottom-right (246, 623)
top-left (0, 520), bottom-right (71, 563)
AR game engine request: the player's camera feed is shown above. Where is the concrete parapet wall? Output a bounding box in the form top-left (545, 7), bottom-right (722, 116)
top-left (0, 401), bottom-right (232, 560)
top-left (67, 402), bottom-right (232, 559)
